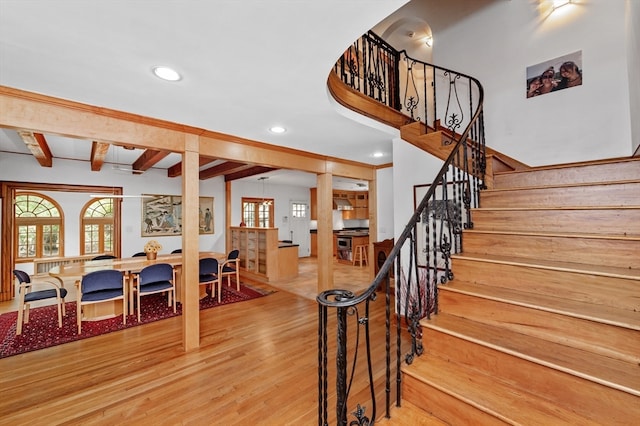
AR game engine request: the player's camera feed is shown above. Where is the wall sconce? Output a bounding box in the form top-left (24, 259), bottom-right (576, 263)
top-left (553, 0), bottom-right (571, 9)
top-left (424, 35), bottom-right (433, 47)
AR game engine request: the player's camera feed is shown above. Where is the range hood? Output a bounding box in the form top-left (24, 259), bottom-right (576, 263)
top-left (333, 198), bottom-right (353, 210)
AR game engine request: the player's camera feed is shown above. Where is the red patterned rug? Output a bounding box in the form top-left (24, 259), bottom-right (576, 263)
top-left (0, 284), bottom-right (272, 358)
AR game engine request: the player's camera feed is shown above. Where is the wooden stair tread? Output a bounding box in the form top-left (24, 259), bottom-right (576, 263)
top-left (451, 252), bottom-right (640, 280)
top-left (485, 178), bottom-right (640, 191)
top-left (423, 312), bottom-right (640, 397)
top-left (443, 281), bottom-right (640, 329)
top-left (402, 354), bottom-right (601, 425)
top-left (376, 400), bottom-right (448, 425)
top-left (463, 228), bottom-right (640, 241)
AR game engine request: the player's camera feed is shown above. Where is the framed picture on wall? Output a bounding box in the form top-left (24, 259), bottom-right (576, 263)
top-left (141, 194), bottom-right (214, 236)
top-left (526, 50), bottom-right (582, 98)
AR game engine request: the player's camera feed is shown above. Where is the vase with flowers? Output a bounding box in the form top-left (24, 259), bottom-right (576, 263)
top-left (144, 240), bottom-right (162, 260)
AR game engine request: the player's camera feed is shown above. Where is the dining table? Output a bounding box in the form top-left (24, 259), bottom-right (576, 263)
top-left (48, 251), bottom-right (226, 321)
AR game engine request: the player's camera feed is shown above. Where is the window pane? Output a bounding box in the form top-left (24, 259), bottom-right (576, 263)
top-left (42, 224), bottom-right (60, 256)
top-left (292, 203), bottom-right (306, 218)
top-left (17, 225), bottom-right (37, 258)
top-left (104, 224), bottom-right (113, 252)
top-left (84, 224), bottom-right (100, 254)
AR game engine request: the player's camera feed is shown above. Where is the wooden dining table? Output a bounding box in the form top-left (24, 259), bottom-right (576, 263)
top-left (48, 251), bottom-right (226, 320)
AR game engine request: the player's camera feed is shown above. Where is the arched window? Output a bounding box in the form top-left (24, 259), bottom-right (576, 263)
top-left (14, 192), bottom-right (63, 260)
top-left (81, 198), bottom-right (114, 255)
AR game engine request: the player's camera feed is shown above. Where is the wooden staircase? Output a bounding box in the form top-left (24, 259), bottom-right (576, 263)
top-left (381, 157), bottom-right (640, 425)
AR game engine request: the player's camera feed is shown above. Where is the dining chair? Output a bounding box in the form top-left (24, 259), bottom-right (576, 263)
top-left (13, 270), bottom-right (68, 336)
top-left (220, 249), bottom-right (240, 291)
top-left (171, 249), bottom-right (182, 254)
top-left (199, 257), bottom-right (221, 302)
top-left (132, 252), bottom-right (147, 257)
top-left (92, 254), bottom-right (117, 260)
top-left (76, 269), bottom-right (126, 334)
top-left (133, 263), bottom-right (176, 322)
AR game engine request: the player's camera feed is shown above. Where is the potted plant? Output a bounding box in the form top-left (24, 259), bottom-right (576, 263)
top-left (144, 240), bottom-right (162, 260)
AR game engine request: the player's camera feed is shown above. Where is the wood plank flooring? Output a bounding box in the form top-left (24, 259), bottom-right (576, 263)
top-left (1, 258), bottom-right (404, 425)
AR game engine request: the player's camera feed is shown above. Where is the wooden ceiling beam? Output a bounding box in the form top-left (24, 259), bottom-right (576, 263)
top-left (17, 130), bottom-right (53, 167)
top-left (200, 161), bottom-right (254, 180)
top-left (90, 141), bottom-right (111, 171)
top-left (132, 149), bottom-right (170, 173)
top-left (224, 166), bottom-right (277, 182)
top-left (168, 157), bottom-right (217, 178)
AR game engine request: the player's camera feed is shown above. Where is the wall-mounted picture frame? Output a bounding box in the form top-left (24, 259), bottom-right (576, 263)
top-left (526, 50), bottom-right (582, 98)
top-left (141, 194), bottom-right (214, 237)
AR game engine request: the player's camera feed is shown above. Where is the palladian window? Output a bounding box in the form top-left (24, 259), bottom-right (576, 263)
top-left (14, 192), bottom-right (63, 260)
top-left (81, 198), bottom-right (114, 255)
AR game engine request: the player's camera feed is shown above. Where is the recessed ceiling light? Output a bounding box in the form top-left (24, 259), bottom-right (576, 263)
top-left (152, 66), bottom-right (181, 82)
top-left (372, 152), bottom-right (384, 158)
top-left (269, 126), bottom-right (286, 134)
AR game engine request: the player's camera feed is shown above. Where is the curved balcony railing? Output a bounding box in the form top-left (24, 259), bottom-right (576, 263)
top-left (319, 31), bottom-right (486, 425)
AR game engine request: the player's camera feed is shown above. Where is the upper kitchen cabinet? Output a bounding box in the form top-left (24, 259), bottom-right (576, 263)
top-left (310, 187), bottom-right (317, 220)
top-left (310, 188), bottom-right (368, 220)
top-left (354, 192), bottom-right (368, 220)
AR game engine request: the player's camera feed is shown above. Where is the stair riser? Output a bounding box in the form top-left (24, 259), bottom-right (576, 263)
top-left (423, 327), bottom-right (640, 424)
top-left (462, 232), bottom-right (640, 269)
top-left (451, 258), bottom-right (640, 312)
top-left (471, 208), bottom-right (640, 236)
top-left (438, 290), bottom-right (640, 363)
top-left (403, 374), bottom-right (507, 426)
top-left (481, 182), bottom-right (640, 208)
top-left (493, 160), bottom-right (640, 188)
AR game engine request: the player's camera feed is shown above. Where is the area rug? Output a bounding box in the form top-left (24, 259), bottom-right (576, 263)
top-left (0, 283), bottom-right (273, 359)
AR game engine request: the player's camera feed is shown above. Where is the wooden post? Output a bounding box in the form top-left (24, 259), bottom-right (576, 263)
top-left (182, 135), bottom-right (200, 351)
top-left (317, 173), bottom-right (333, 293)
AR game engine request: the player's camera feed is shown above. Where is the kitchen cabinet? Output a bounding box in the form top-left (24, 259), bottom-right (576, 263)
top-left (310, 187), bottom-right (317, 220)
top-left (310, 231), bottom-right (318, 257)
top-left (354, 192), bottom-right (368, 219)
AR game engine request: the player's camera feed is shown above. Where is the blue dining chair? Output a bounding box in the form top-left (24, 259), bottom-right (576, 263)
top-left (199, 258), bottom-right (221, 302)
top-left (134, 263), bottom-right (176, 322)
top-left (91, 254), bottom-right (117, 261)
top-left (76, 269), bottom-right (126, 334)
top-left (220, 249), bottom-right (240, 291)
top-left (13, 270), bottom-right (68, 335)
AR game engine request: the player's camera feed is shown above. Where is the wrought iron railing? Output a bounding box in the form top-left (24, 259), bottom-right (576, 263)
top-left (319, 31), bottom-right (485, 425)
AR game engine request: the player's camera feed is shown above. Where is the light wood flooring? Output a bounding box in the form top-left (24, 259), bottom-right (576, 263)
top-left (1, 257), bottom-right (404, 425)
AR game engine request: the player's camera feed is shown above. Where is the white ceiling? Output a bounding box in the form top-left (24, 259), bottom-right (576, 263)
top-left (0, 0), bottom-right (499, 189)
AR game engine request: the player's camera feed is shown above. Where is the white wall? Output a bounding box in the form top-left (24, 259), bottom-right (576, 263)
top-left (376, 167), bottom-right (394, 241)
top-left (1, 152), bottom-right (225, 274)
top-left (626, 0), bottom-right (640, 154)
top-left (392, 138), bottom-right (442, 247)
top-left (433, 0), bottom-right (633, 166)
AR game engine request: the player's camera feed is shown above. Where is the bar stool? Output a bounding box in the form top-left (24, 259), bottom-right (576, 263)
top-left (353, 244), bottom-right (368, 267)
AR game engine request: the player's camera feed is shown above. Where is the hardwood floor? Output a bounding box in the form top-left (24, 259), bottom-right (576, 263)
top-left (1, 257), bottom-right (402, 425)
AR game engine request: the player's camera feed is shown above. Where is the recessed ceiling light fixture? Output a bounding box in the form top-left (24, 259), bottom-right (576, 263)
top-left (269, 126), bottom-right (286, 134)
top-left (372, 151), bottom-right (384, 158)
top-left (152, 66), bottom-right (181, 82)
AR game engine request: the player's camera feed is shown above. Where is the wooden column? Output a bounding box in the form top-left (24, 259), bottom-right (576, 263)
top-left (182, 135), bottom-right (200, 351)
top-left (317, 173), bottom-right (333, 292)
top-left (367, 178), bottom-right (378, 281)
top-left (225, 181), bottom-right (232, 251)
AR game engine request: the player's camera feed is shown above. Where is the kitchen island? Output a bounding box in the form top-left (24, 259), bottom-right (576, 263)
top-left (334, 229), bottom-right (369, 265)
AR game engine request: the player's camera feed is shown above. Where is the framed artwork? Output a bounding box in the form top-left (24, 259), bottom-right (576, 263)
top-left (526, 50), bottom-right (582, 98)
top-left (141, 194), bottom-right (214, 236)
top-left (413, 183), bottom-right (465, 273)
